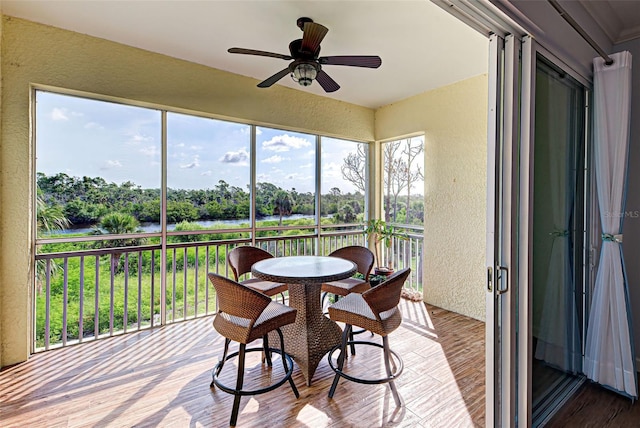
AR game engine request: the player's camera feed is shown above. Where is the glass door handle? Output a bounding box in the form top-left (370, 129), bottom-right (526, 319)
top-left (497, 265), bottom-right (509, 295)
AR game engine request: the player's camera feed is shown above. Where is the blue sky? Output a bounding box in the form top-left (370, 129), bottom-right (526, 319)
top-left (35, 91), bottom-right (368, 194)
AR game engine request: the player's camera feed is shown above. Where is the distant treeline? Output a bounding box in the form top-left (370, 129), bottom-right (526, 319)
top-left (36, 172), bottom-right (369, 226)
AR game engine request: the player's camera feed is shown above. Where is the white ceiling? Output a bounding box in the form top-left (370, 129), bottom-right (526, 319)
top-left (579, 0), bottom-right (640, 44)
top-left (3, 1), bottom-right (639, 108)
top-left (0, 0), bottom-right (489, 109)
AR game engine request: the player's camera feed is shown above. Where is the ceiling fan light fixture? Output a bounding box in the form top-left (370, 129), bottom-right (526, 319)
top-left (291, 62), bottom-right (318, 86)
top-left (228, 17), bottom-right (381, 93)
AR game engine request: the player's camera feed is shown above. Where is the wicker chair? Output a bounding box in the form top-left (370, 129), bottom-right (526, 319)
top-left (321, 245), bottom-right (374, 305)
top-left (321, 245), bottom-right (375, 354)
top-left (327, 267), bottom-right (411, 407)
top-left (208, 273), bottom-right (299, 427)
top-left (228, 246), bottom-right (288, 304)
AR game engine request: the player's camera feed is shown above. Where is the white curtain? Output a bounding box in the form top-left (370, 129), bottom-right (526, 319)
top-left (534, 74), bottom-right (580, 372)
top-left (584, 51), bottom-right (637, 398)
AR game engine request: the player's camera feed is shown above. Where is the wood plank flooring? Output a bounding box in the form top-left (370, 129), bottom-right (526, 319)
top-left (546, 374), bottom-right (640, 427)
top-left (0, 301), bottom-right (485, 427)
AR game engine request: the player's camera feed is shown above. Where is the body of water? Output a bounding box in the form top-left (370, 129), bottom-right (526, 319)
top-left (54, 214), bottom-right (316, 235)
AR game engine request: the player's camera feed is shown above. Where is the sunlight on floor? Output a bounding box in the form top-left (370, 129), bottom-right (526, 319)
top-left (296, 404), bottom-right (330, 426)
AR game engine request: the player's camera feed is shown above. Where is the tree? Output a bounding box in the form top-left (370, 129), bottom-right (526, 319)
top-left (91, 212), bottom-right (144, 271)
top-left (383, 141), bottom-right (403, 222)
top-left (402, 139), bottom-right (424, 223)
top-left (341, 144), bottom-right (367, 193)
top-left (383, 140), bottom-right (424, 222)
top-left (37, 197), bottom-right (70, 237)
top-left (35, 190), bottom-right (71, 291)
top-left (336, 204), bottom-right (356, 223)
top-left (256, 182), bottom-right (280, 217)
top-left (272, 190), bottom-right (292, 226)
top-left (166, 201), bottom-right (198, 223)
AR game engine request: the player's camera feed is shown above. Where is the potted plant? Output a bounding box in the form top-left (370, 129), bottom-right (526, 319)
top-left (364, 219), bottom-right (407, 277)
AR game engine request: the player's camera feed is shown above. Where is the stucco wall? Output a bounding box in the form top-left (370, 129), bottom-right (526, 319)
top-left (375, 75), bottom-right (488, 321)
top-left (0, 12), bottom-right (4, 367)
top-left (0, 16), bottom-right (374, 367)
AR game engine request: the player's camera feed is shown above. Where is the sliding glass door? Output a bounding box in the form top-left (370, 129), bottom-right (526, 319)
top-left (486, 32), bottom-right (522, 427)
top-left (436, 4), bottom-right (591, 426)
top-left (529, 54), bottom-right (589, 426)
top-left (517, 40), bottom-right (591, 427)
top-left (487, 36), bottom-right (590, 426)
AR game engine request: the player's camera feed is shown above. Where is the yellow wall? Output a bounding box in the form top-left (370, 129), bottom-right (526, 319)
top-left (0, 13), bottom-right (3, 367)
top-left (0, 16), bottom-right (374, 367)
top-left (0, 15), bottom-right (488, 366)
top-left (376, 75), bottom-right (488, 321)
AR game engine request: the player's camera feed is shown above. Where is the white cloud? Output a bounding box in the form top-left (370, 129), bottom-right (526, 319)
top-left (180, 155), bottom-right (200, 169)
top-left (220, 148), bottom-right (249, 165)
top-left (100, 160), bottom-right (123, 170)
top-left (51, 108), bottom-right (69, 121)
top-left (201, 170), bottom-right (213, 176)
top-left (84, 121), bottom-right (104, 130)
top-left (140, 145), bottom-right (160, 157)
top-left (128, 134), bottom-right (153, 144)
top-left (262, 155), bottom-right (288, 164)
top-left (190, 145), bottom-right (203, 151)
top-left (323, 161), bottom-right (342, 178)
top-left (285, 172), bottom-right (313, 182)
top-left (262, 134), bottom-right (312, 152)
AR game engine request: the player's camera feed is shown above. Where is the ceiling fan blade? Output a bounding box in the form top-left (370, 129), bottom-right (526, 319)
top-left (257, 68), bottom-right (291, 88)
top-left (319, 55), bottom-right (382, 68)
top-left (228, 47), bottom-right (292, 60)
top-left (315, 70), bottom-right (340, 93)
top-left (301, 22), bottom-right (328, 54)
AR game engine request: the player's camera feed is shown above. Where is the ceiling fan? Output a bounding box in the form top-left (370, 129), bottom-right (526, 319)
top-left (228, 17), bottom-right (382, 93)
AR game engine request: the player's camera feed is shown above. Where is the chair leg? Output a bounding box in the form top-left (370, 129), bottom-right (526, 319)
top-left (279, 292), bottom-right (286, 305)
top-left (349, 329), bottom-right (356, 356)
top-left (262, 334), bottom-right (272, 367)
top-left (230, 343), bottom-right (246, 427)
top-left (382, 335), bottom-right (402, 407)
top-left (276, 328), bottom-right (299, 398)
top-left (212, 338), bottom-right (231, 387)
top-left (321, 291), bottom-right (329, 313)
top-left (329, 324), bottom-right (351, 398)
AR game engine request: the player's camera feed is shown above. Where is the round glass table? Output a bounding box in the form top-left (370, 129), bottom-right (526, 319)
top-left (252, 255), bottom-right (356, 386)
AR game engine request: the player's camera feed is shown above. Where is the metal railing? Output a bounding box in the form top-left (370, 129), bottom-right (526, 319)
top-left (34, 225), bottom-right (423, 351)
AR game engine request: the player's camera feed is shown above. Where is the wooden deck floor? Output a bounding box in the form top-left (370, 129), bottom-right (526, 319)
top-left (547, 374), bottom-right (640, 427)
top-left (0, 300), bottom-right (485, 427)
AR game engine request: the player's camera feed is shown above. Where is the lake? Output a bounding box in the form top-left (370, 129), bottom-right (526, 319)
top-left (54, 214), bottom-right (316, 235)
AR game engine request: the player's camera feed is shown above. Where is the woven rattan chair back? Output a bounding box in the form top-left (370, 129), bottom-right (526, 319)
top-left (328, 245), bottom-right (374, 281)
top-left (207, 272), bottom-right (299, 426)
top-left (362, 267), bottom-right (411, 319)
top-left (208, 273), bottom-right (270, 324)
top-left (228, 246), bottom-right (274, 281)
top-left (327, 267), bottom-right (411, 407)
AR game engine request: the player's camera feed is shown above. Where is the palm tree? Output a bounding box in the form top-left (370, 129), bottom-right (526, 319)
top-left (35, 192), bottom-right (71, 292)
top-left (91, 212), bottom-right (143, 271)
top-left (36, 195), bottom-right (70, 237)
top-left (272, 190), bottom-right (292, 226)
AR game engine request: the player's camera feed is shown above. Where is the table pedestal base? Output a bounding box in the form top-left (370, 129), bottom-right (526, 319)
top-left (270, 282), bottom-right (342, 386)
